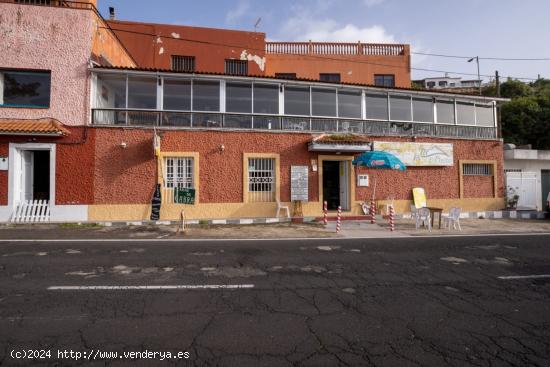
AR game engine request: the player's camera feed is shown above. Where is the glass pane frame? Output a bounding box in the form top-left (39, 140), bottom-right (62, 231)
top-left (0, 69), bottom-right (52, 108)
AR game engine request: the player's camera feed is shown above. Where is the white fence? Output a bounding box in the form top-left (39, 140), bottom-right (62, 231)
top-left (506, 172), bottom-right (538, 210)
top-left (11, 200), bottom-right (51, 223)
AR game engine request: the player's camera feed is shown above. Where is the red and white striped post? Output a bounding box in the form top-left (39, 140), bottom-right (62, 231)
top-left (370, 200), bottom-right (376, 224)
top-left (336, 206), bottom-right (342, 233)
top-left (323, 201), bottom-right (328, 226)
top-left (389, 204), bottom-right (395, 231)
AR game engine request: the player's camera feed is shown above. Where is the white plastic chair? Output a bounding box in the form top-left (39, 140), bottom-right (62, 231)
top-left (410, 204), bottom-right (419, 222)
top-left (415, 207), bottom-right (431, 231)
top-left (442, 207), bottom-right (462, 231)
top-left (276, 199), bottom-right (290, 218)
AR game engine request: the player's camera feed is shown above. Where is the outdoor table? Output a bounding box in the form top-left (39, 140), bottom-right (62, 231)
top-left (426, 207), bottom-right (443, 229)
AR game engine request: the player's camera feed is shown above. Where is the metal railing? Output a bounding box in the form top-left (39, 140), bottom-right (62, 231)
top-left (265, 42), bottom-right (407, 56)
top-left (2, 0), bottom-right (97, 11)
top-left (92, 109), bottom-right (498, 140)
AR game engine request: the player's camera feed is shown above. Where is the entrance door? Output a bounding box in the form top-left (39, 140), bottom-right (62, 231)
top-left (542, 170), bottom-right (550, 210)
top-left (506, 171), bottom-right (537, 210)
top-left (322, 160), bottom-right (350, 211)
top-left (21, 151), bottom-right (33, 201)
top-left (339, 161), bottom-right (350, 211)
top-left (19, 150), bottom-right (50, 202)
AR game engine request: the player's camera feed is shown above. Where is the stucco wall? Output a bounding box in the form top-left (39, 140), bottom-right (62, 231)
top-left (0, 3), bottom-right (94, 126)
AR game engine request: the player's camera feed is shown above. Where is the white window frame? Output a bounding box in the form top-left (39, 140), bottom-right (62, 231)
top-left (164, 156), bottom-right (194, 189)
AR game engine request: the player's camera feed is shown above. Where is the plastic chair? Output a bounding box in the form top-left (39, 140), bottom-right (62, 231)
top-left (276, 199), bottom-right (290, 218)
top-left (410, 204), bottom-right (419, 222)
top-left (442, 207), bottom-right (462, 231)
top-left (415, 207), bottom-right (431, 231)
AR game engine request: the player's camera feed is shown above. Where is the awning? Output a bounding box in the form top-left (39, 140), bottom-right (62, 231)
top-left (308, 134), bottom-right (371, 152)
top-left (0, 118), bottom-right (71, 136)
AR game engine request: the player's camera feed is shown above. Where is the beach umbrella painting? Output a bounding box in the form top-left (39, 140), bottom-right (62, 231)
top-left (352, 151), bottom-right (406, 202)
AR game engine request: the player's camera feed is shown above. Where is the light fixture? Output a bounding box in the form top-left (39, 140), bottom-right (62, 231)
top-left (219, 144), bottom-right (225, 153)
top-left (120, 142), bottom-right (127, 149)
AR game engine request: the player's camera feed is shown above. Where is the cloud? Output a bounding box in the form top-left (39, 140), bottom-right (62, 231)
top-left (225, 0), bottom-right (250, 25)
top-left (363, 0), bottom-right (385, 7)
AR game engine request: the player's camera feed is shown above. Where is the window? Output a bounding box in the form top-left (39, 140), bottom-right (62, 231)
top-left (319, 73), bottom-right (341, 82)
top-left (338, 89), bottom-right (362, 119)
top-left (426, 81), bottom-right (436, 88)
top-left (436, 99), bottom-right (455, 124)
top-left (438, 81), bottom-right (448, 87)
top-left (412, 97), bottom-right (433, 122)
top-left (284, 86), bottom-right (310, 116)
top-left (275, 73), bottom-right (297, 79)
top-left (0, 69), bottom-right (51, 108)
top-left (475, 103), bottom-right (494, 127)
top-left (311, 88), bottom-right (336, 117)
top-left (463, 163), bottom-right (493, 176)
top-left (456, 101), bottom-right (475, 125)
top-left (365, 92), bottom-right (388, 120)
top-left (253, 84), bottom-right (279, 114)
top-left (163, 79), bottom-right (191, 111)
top-left (127, 76), bottom-right (157, 109)
top-left (165, 157), bottom-right (194, 189)
top-left (225, 59), bottom-right (248, 75)
top-left (449, 83), bottom-right (456, 87)
top-left (226, 82), bottom-right (252, 113)
top-left (374, 74), bottom-right (395, 87)
top-left (95, 73), bottom-right (126, 109)
top-left (171, 56), bottom-right (195, 72)
top-left (389, 94), bottom-right (412, 121)
top-left (248, 158), bottom-right (275, 202)
top-left (192, 80), bottom-right (220, 111)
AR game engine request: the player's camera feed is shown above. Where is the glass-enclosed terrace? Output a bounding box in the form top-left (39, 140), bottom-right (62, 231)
top-left (91, 68), bottom-right (502, 140)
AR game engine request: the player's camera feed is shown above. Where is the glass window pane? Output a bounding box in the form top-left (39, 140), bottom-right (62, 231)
top-left (95, 73), bottom-right (125, 109)
top-left (253, 84), bottom-right (279, 114)
top-left (311, 88), bottom-right (336, 117)
top-left (389, 94), bottom-right (411, 121)
top-left (338, 90), bottom-right (361, 119)
top-left (226, 82), bottom-right (252, 113)
top-left (1, 70), bottom-right (51, 108)
top-left (284, 86), bottom-right (310, 116)
top-left (365, 92), bottom-right (388, 120)
top-left (456, 101), bottom-right (475, 125)
top-left (476, 104), bottom-right (494, 127)
top-left (436, 99), bottom-right (455, 124)
top-left (163, 79), bottom-right (190, 111)
top-left (193, 80), bottom-right (220, 111)
top-left (412, 97), bottom-right (433, 122)
top-left (128, 76), bottom-right (157, 109)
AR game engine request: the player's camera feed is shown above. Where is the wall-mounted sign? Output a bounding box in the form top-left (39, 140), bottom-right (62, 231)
top-left (291, 166), bottom-right (309, 201)
top-left (373, 142), bottom-right (454, 166)
top-left (0, 157), bottom-right (7, 171)
top-left (174, 187), bottom-right (196, 205)
top-left (357, 174), bottom-right (369, 187)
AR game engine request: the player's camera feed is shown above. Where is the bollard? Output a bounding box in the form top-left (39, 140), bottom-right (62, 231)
top-left (389, 204), bottom-right (395, 232)
top-left (370, 201), bottom-right (376, 224)
top-left (336, 206), bottom-right (342, 233)
top-left (323, 201), bottom-right (328, 226)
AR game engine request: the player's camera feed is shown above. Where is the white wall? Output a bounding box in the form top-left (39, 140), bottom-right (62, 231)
top-left (504, 159), bottom-right (550, 211)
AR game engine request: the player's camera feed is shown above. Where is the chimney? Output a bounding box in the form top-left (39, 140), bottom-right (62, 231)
top-left (109, 7), bottom-right (115, 20)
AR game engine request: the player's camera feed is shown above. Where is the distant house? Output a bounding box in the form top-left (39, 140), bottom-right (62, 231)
top-left (414, 76), bottom-right (482, 90)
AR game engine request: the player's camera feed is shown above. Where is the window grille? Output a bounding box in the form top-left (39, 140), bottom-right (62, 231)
top-left (171, 56), bottom-right (195, 72)
top-left (165, 157), bottom-right (194, 189)
top-left (225, 60), bottom-right (248, 75)
top-left (504, 169), bottom-right (522, 173)
top-left (463, 163), bottom-right (493, 176)
top-left (248, 158), bottom-right (275, 202)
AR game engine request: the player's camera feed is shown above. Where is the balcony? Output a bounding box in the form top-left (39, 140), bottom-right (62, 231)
top-left (91, 109), bottom-right (498, 140)
top-left (265, 42), bottom-right (407, 56)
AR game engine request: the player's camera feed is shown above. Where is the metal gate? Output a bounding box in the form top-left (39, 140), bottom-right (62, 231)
top-left (506, 172), bottom-right (538, 210)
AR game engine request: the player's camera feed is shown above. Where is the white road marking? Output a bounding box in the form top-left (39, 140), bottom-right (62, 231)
top-left (47, 284), bottom-right (255, 291)
top-left (498, 274), bottom-right (550, 280)
top-left (1, 232), bottom-right (550, 243)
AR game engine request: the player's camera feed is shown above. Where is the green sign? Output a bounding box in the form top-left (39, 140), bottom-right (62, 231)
top-left (174, 187), bottom-right (196, 204)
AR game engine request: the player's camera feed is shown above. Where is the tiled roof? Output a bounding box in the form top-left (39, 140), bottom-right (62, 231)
top-left (0, 118), bottom-right (71, 136)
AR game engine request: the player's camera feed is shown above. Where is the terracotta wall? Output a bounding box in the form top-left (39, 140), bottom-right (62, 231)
top-left (107, 20), bottom-right (266, 75)
top-left (0, 144), bottom-right (8, 205)
top-left (91, 16), bottom-right (135, 67)
top-left (463, 176), bottom-right (495, 198)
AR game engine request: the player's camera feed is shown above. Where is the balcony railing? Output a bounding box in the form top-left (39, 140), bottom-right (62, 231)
top-left (265, 42), bottom-right (407, 56)
top-left (92, 109), bottom-right (498, 140)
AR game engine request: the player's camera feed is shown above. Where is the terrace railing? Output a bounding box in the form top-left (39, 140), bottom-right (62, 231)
top-left (92, 109), bottom-right (498, 140)
top-left (265, 42), bottom-right (407, 56)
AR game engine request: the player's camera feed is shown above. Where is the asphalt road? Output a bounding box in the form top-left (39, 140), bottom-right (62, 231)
top-left (0, 235), bottom-right (549, 366)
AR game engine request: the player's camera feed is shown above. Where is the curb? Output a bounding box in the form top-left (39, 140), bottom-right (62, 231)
top-left (98, 216), bottom-right (316, 227)
top-left (396, 210), bottom-right (548, 220)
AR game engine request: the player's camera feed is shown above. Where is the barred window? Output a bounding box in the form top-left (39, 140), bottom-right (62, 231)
top-left (171, 56), bottom-right (195, 72)
top-left (463, 163), bottom-right (493, 176)
top-left (248, 158), bottom-right (275, 202)
top-left (225, 60), bottom-right (248, 75)
top-left (165, 157), bottom-right (194, 188)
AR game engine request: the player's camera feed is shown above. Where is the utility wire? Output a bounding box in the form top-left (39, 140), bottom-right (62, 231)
top-left (101, 26), bottom-right (540, 81)
top-left (412, 51), bottom-right (550, 61)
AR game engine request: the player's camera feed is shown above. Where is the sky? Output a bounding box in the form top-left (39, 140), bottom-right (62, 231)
top-left (98, 0), bottom-right (550, 83)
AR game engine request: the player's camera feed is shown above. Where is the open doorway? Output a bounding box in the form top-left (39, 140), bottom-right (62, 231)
top-left (21, 150), bottom-right (50, 201)
top-left (322, 160), bottom-right (350, 211)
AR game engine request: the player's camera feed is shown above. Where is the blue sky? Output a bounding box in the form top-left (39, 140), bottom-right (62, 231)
top-left (99, 0), bottom-right (550, 82)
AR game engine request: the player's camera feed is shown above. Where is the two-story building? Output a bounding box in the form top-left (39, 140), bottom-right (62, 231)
top-left (0, 0), bottom-right (508, 223)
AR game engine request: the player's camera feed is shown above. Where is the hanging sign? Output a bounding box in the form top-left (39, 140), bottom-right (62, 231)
top-left (174, 187), bottom-right (196, 205)
top-left (291, 166), bottom-right (309, 201)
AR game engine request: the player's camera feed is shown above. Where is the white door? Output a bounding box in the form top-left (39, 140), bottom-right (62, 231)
top-left (21, 150), bottom-right (34, 201)
top-left (506, 172), bottom-right (538, 210)
top-left (339, 161), bottom-right (350, 210)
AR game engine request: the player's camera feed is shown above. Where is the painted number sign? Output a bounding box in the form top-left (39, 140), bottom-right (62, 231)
top-left (291, 166), bottom-right (309, 202)
top-left (174, 187), bottom-right (196, 205)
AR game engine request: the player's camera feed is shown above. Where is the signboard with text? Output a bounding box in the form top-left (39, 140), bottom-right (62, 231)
top-left (373, 142), bottom-right (454, 166)
top-left (291, 166), bottom-right (309, 201)
top-left (174, 187), bottom-right (196, 205)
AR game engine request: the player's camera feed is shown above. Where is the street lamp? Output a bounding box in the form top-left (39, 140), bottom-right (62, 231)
top-left (468, 56), bottom-right (481, 95)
